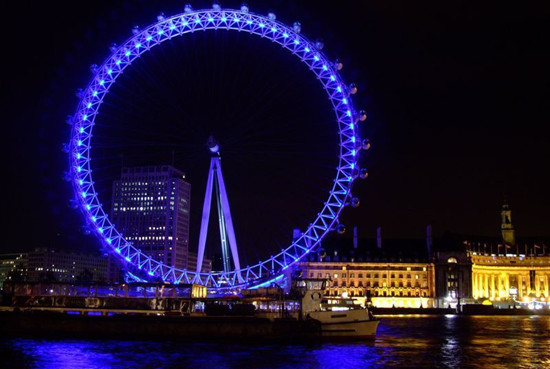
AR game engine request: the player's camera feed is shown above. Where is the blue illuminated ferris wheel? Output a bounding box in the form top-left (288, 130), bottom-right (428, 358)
top-left (68, 4), bottom-right (370, 289)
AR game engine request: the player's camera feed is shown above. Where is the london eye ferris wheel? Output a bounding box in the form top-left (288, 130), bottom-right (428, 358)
top-left (67, 4), bottom-right (370, 290)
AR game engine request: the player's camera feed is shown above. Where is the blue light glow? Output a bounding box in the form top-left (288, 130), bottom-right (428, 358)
top-left (68, 8), bottom-right (359, 289)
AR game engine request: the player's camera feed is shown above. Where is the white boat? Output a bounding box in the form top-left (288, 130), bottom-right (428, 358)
top-left (295, 279), bottom-right (380, 339)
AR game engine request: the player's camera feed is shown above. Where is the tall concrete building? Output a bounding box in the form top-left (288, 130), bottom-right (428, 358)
top-left (111, 165), bottom-right (191, 270)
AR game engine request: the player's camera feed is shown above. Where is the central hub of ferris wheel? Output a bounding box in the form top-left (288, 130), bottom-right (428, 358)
top-left (196, 136), bottom-right (244, 283)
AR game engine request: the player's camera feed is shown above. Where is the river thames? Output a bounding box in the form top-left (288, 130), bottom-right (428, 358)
top-left (1, 315), bottom-right (549, 368)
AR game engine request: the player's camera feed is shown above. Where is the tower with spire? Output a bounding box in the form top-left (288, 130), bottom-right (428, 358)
top-left (501, 200), bottom-right (516, 246)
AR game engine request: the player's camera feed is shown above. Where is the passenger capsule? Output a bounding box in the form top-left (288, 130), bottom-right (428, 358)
top-left (350, 197), bottom-right (360, 208)
top-left (268, 12), bottom-right (276, 20)
top-left (184, 4), bottom-right (193, 13)
top-left (240, 4), bottom-right (249, 13)
top-left (315, 39), bottom-right (324, 50)
top-left (334, 59), bottom-right (343, 70)
top-left (362, 138), bottom-right (371, 151)
top-left (212, 2), bottom-right (221, 11)
top-left (157, 12), bottom-right (165, 22)
top-left (293, 22), bottom-right (301, 33)
top-left (349, 83), bottom-right (358, 95)
top-left (336, 223), bottom-right (346, 234)
top-left (358, 110), bottom-right (367, 121)
top-left (359, 168), bottom-right (369, 179)
top-left (109, 43), bottom-right (118, 53)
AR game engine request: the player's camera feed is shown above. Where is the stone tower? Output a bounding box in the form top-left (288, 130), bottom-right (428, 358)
top-left (501, 200), bottom-right (516, 246)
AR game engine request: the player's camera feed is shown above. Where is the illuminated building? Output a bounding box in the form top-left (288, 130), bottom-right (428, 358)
top-left (466, 202), bottom-right (550, 306)
top-left (111, 165), bottom-right (192, 270)
top-left (434, 246), bottom-right (473, 308)
top-left (25, 248), bottom-right (110, 282)
top-left (0, 253), bottom-right (27, 288)
top-left (301, 237), bottom-right (437, 308)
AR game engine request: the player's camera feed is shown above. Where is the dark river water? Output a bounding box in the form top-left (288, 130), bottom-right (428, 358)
top-left (1, 315), bottom-right (549, 368)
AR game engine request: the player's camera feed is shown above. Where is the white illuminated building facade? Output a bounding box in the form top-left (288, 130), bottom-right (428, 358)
top-left (111, 166), bottom-right (191, 270)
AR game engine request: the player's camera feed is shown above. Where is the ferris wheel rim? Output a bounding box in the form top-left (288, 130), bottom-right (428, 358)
top-left (68, 7), bottom-right (361, 289)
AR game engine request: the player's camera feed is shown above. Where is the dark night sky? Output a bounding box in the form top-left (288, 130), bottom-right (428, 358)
top-left (4, 1), bottom-right (549, 263)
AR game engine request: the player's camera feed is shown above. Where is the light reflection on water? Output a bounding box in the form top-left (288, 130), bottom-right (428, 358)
top-left (1, 316), bottom-right (549, 369)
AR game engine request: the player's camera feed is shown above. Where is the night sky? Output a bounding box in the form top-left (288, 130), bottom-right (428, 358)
top-left (4, 1), bottom-right (549, 264)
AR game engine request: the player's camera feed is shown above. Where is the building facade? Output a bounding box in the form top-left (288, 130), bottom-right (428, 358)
top-left (470, 252), bottom-right (550, 303)
top-left (462, 202), bottom-right (549, 307)
top-left (111, 165), bottom-right (192, 270)
top-left (25, 248), bottom-right (110, 282)
top-left (434, 249), bottom-right (473, 307)
top-left (302, 260), bottom-right (436, 308)
top-left (300, 237), bottom-right (437, 308)
top-left (0, 253), bottom-right (27, 288)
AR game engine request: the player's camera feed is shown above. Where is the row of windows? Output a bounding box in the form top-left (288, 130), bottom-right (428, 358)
top-left (310, 265), bottom-right (429, 271)
top-left (326, 289), bottom-right (429, 297)
top-left (333, 281), bottom-right (426, 288)
top-left (310, 272), bottom-right (427, 279)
